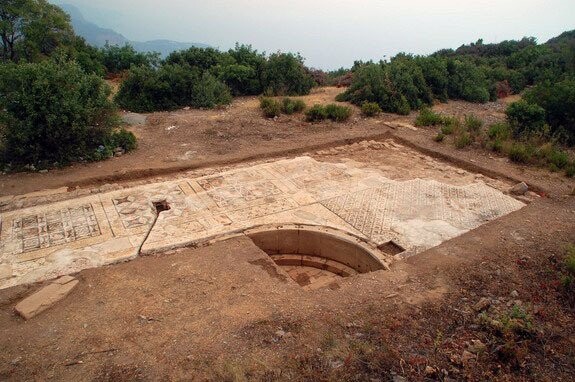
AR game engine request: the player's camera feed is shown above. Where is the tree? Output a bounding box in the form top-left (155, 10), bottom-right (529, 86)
top-left (0, 0), bottom-right (73, 62)
top-left (0, 59), bottom-right (122, 165)
top-left (260, 52), bottom-right (314, 96)
top-left (100, 43), bottom-right (159, 75)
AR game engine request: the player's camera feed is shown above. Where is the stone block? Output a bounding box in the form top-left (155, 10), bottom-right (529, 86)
top-left (509, 182), bottom-right (528, 195)
top-left (15, 277), bottom-right (78, 320)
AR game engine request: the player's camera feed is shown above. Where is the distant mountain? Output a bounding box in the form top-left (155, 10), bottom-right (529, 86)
top-left (59, 4), bottom-right (209, 56)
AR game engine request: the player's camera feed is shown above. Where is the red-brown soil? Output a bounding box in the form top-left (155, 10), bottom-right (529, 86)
top-left (0, 88), bottom-right (574, 381)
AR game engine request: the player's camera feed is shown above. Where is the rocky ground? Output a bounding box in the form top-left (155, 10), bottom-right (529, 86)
top-left (0, 88), bottom-right (574, 381)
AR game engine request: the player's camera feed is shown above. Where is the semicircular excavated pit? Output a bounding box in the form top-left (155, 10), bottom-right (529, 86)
top-left (245, 224), bottom-right (390, 290)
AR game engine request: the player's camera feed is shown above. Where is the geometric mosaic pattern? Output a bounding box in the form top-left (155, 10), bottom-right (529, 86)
top-left (203, 180), bottom-right (283, 209)
top-left (322, 180), bottom-right (525, 247)
top-left (0, 152), bottom-right (527, 289)
top-left (11, 204), bottom-right (101, 253)
top-left (112, 185), bottom-right (185, 229)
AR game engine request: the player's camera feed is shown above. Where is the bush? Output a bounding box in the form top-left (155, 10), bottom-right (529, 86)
top-left (337, 64), bottom-right (412, 115)
top-left (261, 53), bottom-right (314, 96)
top-left (566, 163), bottom-right (575, 177)
top-left (100, 43), bottom-right (158, 75)
top-left (447, 59), bottom-right (490, 103)
top-left (115, 65), bottom-right (231, 112)
top-left (325, 104), bottom-right (352, 122)
top-left (281, 98), bottom-right (306, 114)
top-left (415, 56), bottom-right (449, 102)
top-left (487, 123), bottom-right (512, 140)
top-left (465, 114), bottom-right (483, 133)
top-left (165, 47), bottom-right (231, 72)
top-left (191, 72), bottom-right (233, 108)
top-left (489, 138), bottom-right (505, 153)
top-left (388, 55), bottom-right (433, 110)
top-left (441, 116), bottom-right (460, 134)
top-left (0, 60), bottom-right (120, 166)
top-left (546, 149), bottom-right (570, 169)
top-left (260, 97), bottom-right (281, 118)
top-left (454, 131), bottom-right (473, 149)
top-left (361, 102), bottom-right (382, 117)
top-left (305, 104), bottom-right (351, 122)
top-left (506, 100), bottom-right (546, 138)
top-left (415, 107), bottom-right (444, 126)
top-left (305, 105), bottom-right (328, 122)
top-left (523, 79), bottom-right (575, 145)
top-left (109, 128), bottom-right (137, 151)
top-left (507, 143), bottom-right (533, 163)
top-left (219, 44), bottom-right (266, 96)
top-left (115, 65), bottom-right (192, 112)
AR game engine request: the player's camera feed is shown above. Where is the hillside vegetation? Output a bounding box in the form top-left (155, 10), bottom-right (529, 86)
top-left (0, 1), bottom-right (574, 170)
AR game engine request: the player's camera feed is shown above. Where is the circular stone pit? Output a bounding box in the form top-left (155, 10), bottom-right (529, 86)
top-left (245, 224), bottom-right (390, 289)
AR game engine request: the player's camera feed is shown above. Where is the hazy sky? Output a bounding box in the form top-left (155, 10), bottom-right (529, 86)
top-left (56, 0), bottom-right (574, 70)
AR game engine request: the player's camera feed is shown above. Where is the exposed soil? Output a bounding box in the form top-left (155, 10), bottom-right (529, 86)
top-left (1, 88), bottom-right (575, 381)
top-left (0, 88), bottom-right (534, 198)
top-left (1, 197), bottom-right (573, 381)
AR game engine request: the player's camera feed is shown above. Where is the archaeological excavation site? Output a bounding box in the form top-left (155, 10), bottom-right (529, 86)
top-left (0, 10), bottom-right (574, 378)
top-left (1, 116), bottom-right (573, 381)
top-left (1, 147), bottom-right (527, 291)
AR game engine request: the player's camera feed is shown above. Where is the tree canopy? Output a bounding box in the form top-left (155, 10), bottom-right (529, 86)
top-left (0, 0), bottom-right (73, 62)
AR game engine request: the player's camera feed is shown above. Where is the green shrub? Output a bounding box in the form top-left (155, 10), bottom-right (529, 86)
top-left (506, 100), bottom-right (546, 138)
top-left (434, 133), bottom-right (445, 142)
top-left (0, 60), bottom-right (120, 166)
top-left (464, 114), bottom-right (483, 133)
top-left (361, 102), bottom-right (382, 117)
top-left (337, 64), bottom-right (413, 115)
top-left (446, 59), bottom-right (490, 103)
top-left (100, 43), bottom-right (158, 75)
top-left (507, 143), bottom-right (533, 163)
top-left (415, 107), bottom-right (444, 126)
top-left (454, 131), bottom-right (473, 149)
top-left (259, 97), bottom-right (275, 109)
top-left (440, 116), bottom-right (460, 134)
top-left (305, 105), bottom-right (328, 122)
top-left (487, 123), bottom-right (512, 140)
top-left (115, 65), bottom-right (231, 112)
top-left (546, 149), bottom-right (570, 169)
top-left (191, 72), bottom-right (233, 108)
top-left (261, 53), bottom-right (314, 96)
top-left (387, 55), bottom-right (433, 110)
top-left (109, 128), bottom-right (137, 151)
top-left (523, 79), bottom-right (575, 145)
top-left (563, 245), bottom-right (575, 287)
top-left (305, 104), bottom-right (351, 122)
top-left (220, 44), bottom-right (266, 96)
top-left (260, 98), bottom-right (281, 118)
top-left (325, 104), bottom-right (352, 122)
top-left (415, 56), bottom-right (449, 102)
top-left (115, 65), bottom-right (193, 112)
top-left (281, 98), bottom-right (306, 114)
top-left (441, 125), bottom-right (454, 135)
top-left (165, 47), bottom-right (232, 72)
top-left (566, 163), bottom-right (575, 177)
top-left (489, 138), bottom-right (505, 153)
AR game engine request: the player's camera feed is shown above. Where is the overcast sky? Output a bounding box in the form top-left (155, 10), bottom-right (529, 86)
top-left (55, 0), bottom-right (574, 70)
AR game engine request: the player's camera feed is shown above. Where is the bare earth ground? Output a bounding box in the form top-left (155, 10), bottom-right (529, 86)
top-left (0, 88), bottom-right (574, 381)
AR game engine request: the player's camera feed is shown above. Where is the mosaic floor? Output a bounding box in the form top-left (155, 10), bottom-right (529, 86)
top-left (0, 156), bottom-right (524, 289)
